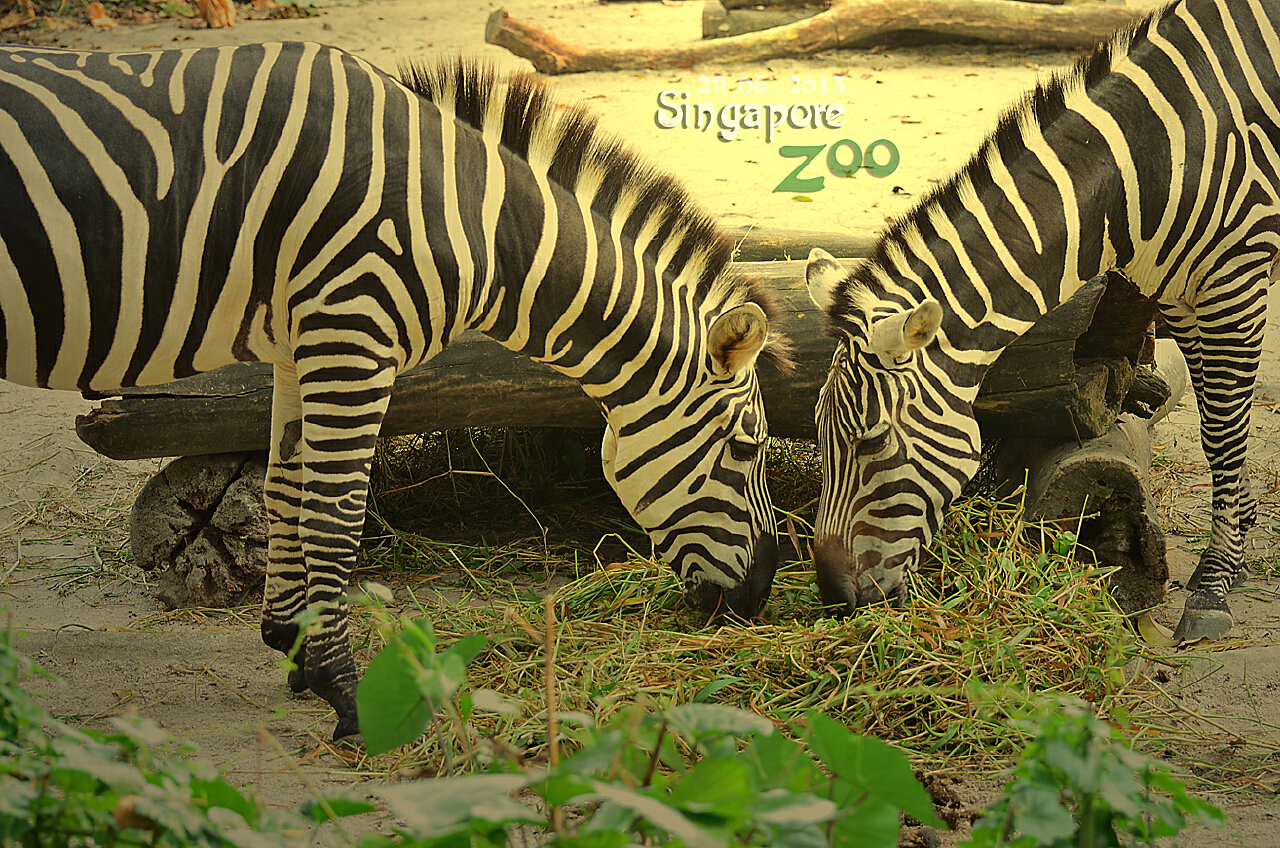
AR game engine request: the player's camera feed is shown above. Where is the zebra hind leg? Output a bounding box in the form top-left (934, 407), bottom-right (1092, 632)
top-left (1165, 286), bottom-right (1265, 642)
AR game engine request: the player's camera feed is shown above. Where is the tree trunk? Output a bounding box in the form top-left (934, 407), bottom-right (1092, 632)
top-left (991, 339), bottom-right (1189, 616)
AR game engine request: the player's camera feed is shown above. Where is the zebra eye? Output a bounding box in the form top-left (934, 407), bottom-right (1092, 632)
top-left (858, 429), bottom-right (891, 454)
top-left (728, 438), bottom-right (760, 463)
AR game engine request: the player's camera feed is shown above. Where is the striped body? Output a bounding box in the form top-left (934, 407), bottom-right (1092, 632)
top-left (0, 43), bottom-right (787, 738)
top-left (805, 0), bottom-right (1279, 641)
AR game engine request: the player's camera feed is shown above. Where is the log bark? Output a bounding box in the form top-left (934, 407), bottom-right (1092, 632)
top-left (486, 0), bottom-right (1148, 75)
top-left (76, 245), bottom-right (1150, 460)
top-left (130, 452), bottom-right (268, 608)
top-left (992, 339), bottom-right (1189, 616)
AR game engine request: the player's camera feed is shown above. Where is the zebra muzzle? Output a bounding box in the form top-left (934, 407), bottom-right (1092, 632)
top-left (814, 536), bottom-right (912, 615)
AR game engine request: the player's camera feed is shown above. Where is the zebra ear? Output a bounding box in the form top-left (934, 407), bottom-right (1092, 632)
top-left (806, 247), bottom-right (846, 312)
top-left (709, 302), bottom-right (768, 377)
top-left (868, 300), bottom-right (943, 359)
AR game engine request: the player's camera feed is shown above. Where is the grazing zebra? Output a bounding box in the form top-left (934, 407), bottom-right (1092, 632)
top-left (804, 0), bottom-right (1279, 643)
top-left (0, 43), bottom-right (790, 739)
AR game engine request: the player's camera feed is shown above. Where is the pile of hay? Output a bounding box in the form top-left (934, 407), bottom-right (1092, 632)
top-left (375, 496), bottom-right (1143, 772)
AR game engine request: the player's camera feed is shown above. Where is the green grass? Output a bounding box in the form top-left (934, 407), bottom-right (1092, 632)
top-left (350, 433), bottom-right (1148, 776)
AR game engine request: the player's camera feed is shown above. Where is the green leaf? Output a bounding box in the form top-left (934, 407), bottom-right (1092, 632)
top-left (752, 789), bottom-right (837, 826)
top-left (766, 822), bottom-right (830, 848)
top-left (49, 739), bottom-right (148, 792)
top-left (471, 688), bottom-right (519, 716)
top-left (1008, 782), bottom-right (1075, 844)
top-left (1097, 768), bottom-right (1142, 818)
top-left (829, 787), bottom-right (900, 848)
top-left (665, 756), bottom-right (755, 815)
top-left (441, 633), bottom-right (488, 668)
top-left (660, 703), bottom-right (774, 746)
top-left (746, 731), bottom-right (820, 793)
top-left (585, 781), bottom-right (723, 848)
top-left (191, 776), bottom-right (260, 823)
top-left (692, 677), bottom-right (742, 703)
top-left (1041, 735), bottom-right (1101, 794)
top-left (300, 793), bottom-right (380, 824)
top-left (357, 639), bottom-right (434, 755)
top-left (805, 711), bottom-right (942, 828)
top-left (379, 775), bottom-right (538, 836)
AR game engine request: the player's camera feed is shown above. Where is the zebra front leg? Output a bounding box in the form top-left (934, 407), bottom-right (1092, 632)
top-left (260, 361), bottom-right (312, 694)
top-left (1166, 288), bottom-right (1265, 642)
top-left (293, 359), bottom-right (397, 741)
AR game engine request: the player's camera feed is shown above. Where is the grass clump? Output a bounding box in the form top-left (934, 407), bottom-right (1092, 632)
top-left (361, 494), bottom-right (1141, 775)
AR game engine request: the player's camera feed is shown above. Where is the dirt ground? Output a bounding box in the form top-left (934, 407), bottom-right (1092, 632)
top-left (2, 0), bottom-right (1279, 844)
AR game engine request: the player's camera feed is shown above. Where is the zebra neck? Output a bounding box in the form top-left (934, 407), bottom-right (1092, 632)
top-left (892, 94), bottom-right (1127, 378)
top-left (467, 160), bottom-right (706, 408)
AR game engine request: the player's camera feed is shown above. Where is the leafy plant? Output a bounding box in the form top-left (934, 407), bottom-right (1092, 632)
top-left (0, 617), bottom-right (309, 848)
top-left (962, 698), bottom-right (1223, 848)
top-left (356, 612), bottom-right (946, 847)
top-left (357, 615), bottom-right (488, 758)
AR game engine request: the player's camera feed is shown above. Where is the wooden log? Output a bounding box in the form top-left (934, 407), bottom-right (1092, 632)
top-left (75, 253), bottom-right (1149, 460)
top-left (485, 0), bottom-right (1148, 75)
top-left (130, 451), bottom-right (268, 608)
top-left (704, 0), bottom-right (1083, 44)
top-left (992, 340), bottom-right (1189, 616)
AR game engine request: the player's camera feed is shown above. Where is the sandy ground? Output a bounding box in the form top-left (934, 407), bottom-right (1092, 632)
top-left (2, 0), bottom-right (1280, 844)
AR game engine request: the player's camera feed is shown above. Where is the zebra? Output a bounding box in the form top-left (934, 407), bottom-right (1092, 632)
top-left (0, 43), bottom-right (791, 740)
top-left (803, 0), bottom-right (1279, 643)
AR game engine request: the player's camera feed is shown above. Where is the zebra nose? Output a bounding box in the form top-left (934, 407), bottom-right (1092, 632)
top-left (814, 535), bottom-right (859, 616)
top-left (682, 533), bottom-right (779, 618)
top-left (814, 537), bottom-right (912, 613)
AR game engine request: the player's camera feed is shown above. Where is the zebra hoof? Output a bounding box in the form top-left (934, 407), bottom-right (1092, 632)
top-left (332, 715), bottom-right (362, 743)
top-left (287, 665), bottom-right (310, 694)
top-left (1170, 606), bottom-right (1233, 643)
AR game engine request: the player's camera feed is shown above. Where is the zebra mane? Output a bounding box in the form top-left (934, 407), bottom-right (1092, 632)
top-left (836, 1), bottom-right (1180, 328)
top-left (397, 59), bottom-right (792, 372)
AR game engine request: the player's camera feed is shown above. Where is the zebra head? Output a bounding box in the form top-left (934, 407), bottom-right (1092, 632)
top-left (805, 248), bottom-right (981, 615)
top-left (600, 301), bottom-right (781, 620)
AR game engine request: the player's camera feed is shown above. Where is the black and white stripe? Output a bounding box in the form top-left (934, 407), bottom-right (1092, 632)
top-left (0, 44), bottom-right (789, 739)
top-left (805, 0), bottom-right (1279, 642)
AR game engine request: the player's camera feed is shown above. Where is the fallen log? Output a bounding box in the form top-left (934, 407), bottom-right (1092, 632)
top-left (130, 452), bottom-right (267, 609)
top-left (992, 339), bottom-right (1189, 617)
top-left (486, 0), bottom-right (1148, 75)
top-left (703, 0), bottom-right (1088, 42)
top-left (76, 231), bottom-right (1157, 459)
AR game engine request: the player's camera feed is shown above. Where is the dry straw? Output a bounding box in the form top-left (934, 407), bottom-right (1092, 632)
top-left (383, 496), bottom-right (1145, 773)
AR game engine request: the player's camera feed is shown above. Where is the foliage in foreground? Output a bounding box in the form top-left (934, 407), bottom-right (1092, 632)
top-left (0, 611), bottom-right (939, 848)
top-left (0, 619), bottom-right (311, 848)
top-left (962, 700), bottom-right (1223, 848)
top-left (0, 597), bottom-right (1221, 848)
top-left (357, 616), bottom-right (943, 847)
top-left (357, 614), bottom-right (1222, 848)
